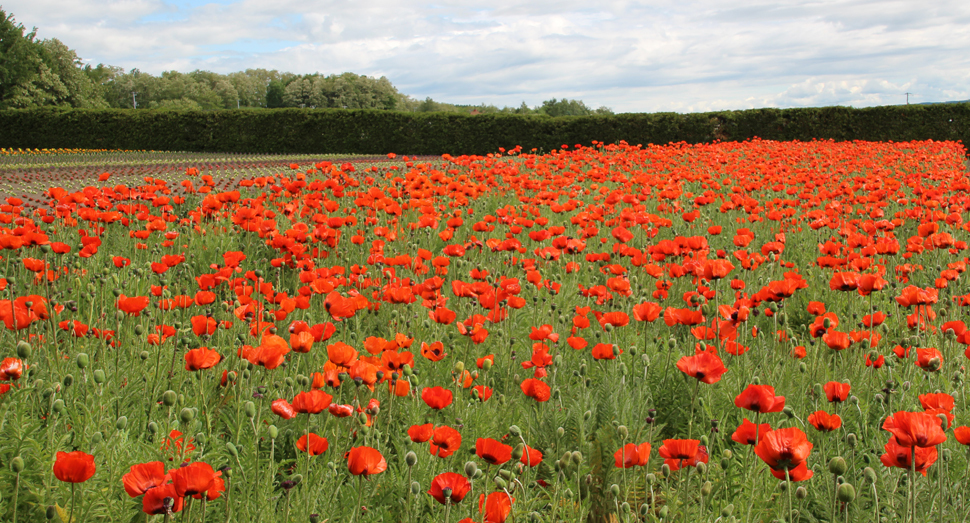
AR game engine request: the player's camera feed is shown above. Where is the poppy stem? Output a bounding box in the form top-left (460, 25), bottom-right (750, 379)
top-left (12, 472), bottom-right (19, 523)
top-left (785, 468), bottom-right (793, 523)
top-left (687, 379), bottom-right (700, 440)
top-left (68, 483), bottom-right (76, 523)
top-left (352, 475), bottom-right (364, 523)
top-left (909, 445), bottom-right (916, 523)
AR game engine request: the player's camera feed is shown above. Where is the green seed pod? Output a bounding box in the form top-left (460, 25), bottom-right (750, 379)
top-left (494, 477), bottom-right (508, 489)
top-left (179, 407), bottom-right (196, 423)
top-left (701, 480), bottom-right (712, 497)
top-left (140, 351), bottom-right (150, 361)
top-left (646, 473), bottom-right (656, 485)
top-left (846, 433), bottom-right (858, 448)
top-left (16, 340), bottom-right (31, 359)
top-left (557, 427), bottom-right (565, 437)
top-left (47, 505), bottom-right (57, 520)
top-left (244, 401), bottom-right (256, 418)
top-left (147, 422), bottom-right (158, 434)
top-left (659, 506), bottom-right (669, 519)
top-left (52, 398), bottom-right (65, 414)
top-left (795, 486), bottom-right (808, 500)
top-left (700, 435), bottom-right (709, 446)
top-left (721, 504), bottom-right (735, 517)
top-left (583, 410), bottom-right (592, 421)
top-left (116, 416), bottom-right (128, 430)
top-left (464, 461), bottom-right (478, 478)
top-left (837, 483), bottom-right (856, 503)
top-left (11, 455), bottom-right (24, 473)
top-left (410, 481), bottom-right (421, 495)
top-left (454, 361), bottom-right (465, 373)
top-left (162, 390), bottom-right (177, 406)
top-left (752, 375), bottom-right (761, 385)
top-left (509, 425), bottom-right (521, 437)
top-left (499, 469), bottom-right (514, 481)
top-left (696, 462), bottom-right (708, 475)
top-left (661, 464), bottom-right (671, 478)
top-left (268, 425), bottom-right (278, 439)
top-left (617, 425), bottom-right (629, 439)
top-left (93, 369), bottom-right (106, 384)
top-left (227, 442), bottom-right (239, 458)
top-left (134, 324), bottom-right (145, 335)
top-left (405, 451), bottom-right (418, 467)
top-left (512, 444), bottom-right (524, 461)
top-left (609, 484), bottom-right (620, 497)
top-left (62, 374), bottom-right (74, 388)
top-left (863, 467), bottom-right (877, 484)
top-left (828, 457), bottom-right (847, 476)
top-left (195, 432), bottom-right (206, 446)
top-left (91, 432), bottom-right (103, 446)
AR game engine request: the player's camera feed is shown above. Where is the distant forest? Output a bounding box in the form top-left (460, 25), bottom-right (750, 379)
top-left (0, 9), bottom-right (613, 116)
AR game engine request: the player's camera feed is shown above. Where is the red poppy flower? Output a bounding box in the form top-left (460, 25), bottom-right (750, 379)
top-left (472, 385), bottom-right (492, 401)
top-left (296, 433), bottom-right (329, 456)
top-left (882, 411), bottom-right (947, 447)
top-left (271, 398), bottom-right (297, 420)
top-left (521, 378), bottom-right (551, 401)
top-left (421, 341), bottom-right (447, 361)
top-left (676, 352), bottom-right (728, 384)
top-left (430, 426), bottom-right (462, 458)
top-left (479, 491), bottom-right (514, 523)
top-left (184, 346), bottom-right (222, 371)
top-left (807, 411), bottom-right (842, 432)
top-left (346, 446), bottom-right (387, 476)
top-left (955, 426), bottom-right (970, 445)
top-left (409, 423), bottom-right (434, 443)
top-left (880, 436), bottom-right (938, 476)
top-left (915, 348), bottom-right (943, 371)
top-left (0, 357), bottom-right (24, 380)
top-left (291, 390), bottom-right (333, 414)
top-left (142, 484), bottom-right (184, 515)
top-left (476, 437), bottom-right (513, 465)
top-left (731, 418), bottom-right (772, 446)
top-left (123, 461), bottom-right (167, 497)
top-left (116, 295), bottom-right (149, 316)
top-left (632, 302), bottom-right (662, 322)
top-left (170, 462), bottom-right (220, 497)
top-left (520, 445), bottom-right (543, 467)
top-left (327, 341), bottom-right (358, 367)
top-left (428, 472), bottom-right (472, 505)
top-left (823, 382), bottom-right (850, 403)
top-left (422, 386), bottom-right (454, 409)
top-left (657, 439), bottom-right (699, 464)
top-left (53, 451), bottom-right (96, 483)
top-left (734, 384), bottom-right (785, 413)
top-left (753, 427), bottom-right (814, 481)
top-left (614, 442), bottom-right (651, 468)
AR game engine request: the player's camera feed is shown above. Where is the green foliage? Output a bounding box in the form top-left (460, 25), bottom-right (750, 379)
top-left (1, 103), bottom-right (967, 154)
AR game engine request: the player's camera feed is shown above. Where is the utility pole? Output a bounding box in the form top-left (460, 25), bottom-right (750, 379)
top-left (132, 91), bottom-right (138, 109)
top-left (905, 92), bottom-right (912, 105)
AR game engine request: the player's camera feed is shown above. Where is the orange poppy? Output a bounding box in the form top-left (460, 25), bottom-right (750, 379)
top-left (53, 451), bottom-right (96, 483)
top-left (734, 384), bottom-right (785, 413)
top-left (753, 427), bottom-right (814, 481)
top-left (430, 426), bottom-right (462, 457)
top-left (296, 433), bottom-right (329, 456)
top-left (882, 411), bottom-right (947, 447)
top-left (184, 346), bottom-right (222, 371)
top-left (346, 446), bottom-right (387, 476)
top-left (614, 442), bottom-right (651, 468)
top-left (676, 352), bottom-right (728, 384)
top-left (429, 472), bottom-right (471, 505)
top-left (122, 461), bottom-right (166, 497)
top-left (421, 386), bottom-right (453, 410)
top-left (807, 411), bottom-right (842, 432)
top-left (731, 419), bottom-right (772, 446)
top-left (521, 378), bottom-right (551, 402)
top-left (880, 436), bottom-right (938, 475)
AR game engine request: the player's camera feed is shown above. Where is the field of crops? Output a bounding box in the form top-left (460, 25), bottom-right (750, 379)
top-left (1, 139), bottom-right (969, 523)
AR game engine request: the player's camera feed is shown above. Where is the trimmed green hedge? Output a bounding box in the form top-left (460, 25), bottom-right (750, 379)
top-left (1, 104), bottom-right (967, 155)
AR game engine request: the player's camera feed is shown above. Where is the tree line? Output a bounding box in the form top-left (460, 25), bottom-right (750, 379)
top-left (0, 9), bottom-right (612, 116)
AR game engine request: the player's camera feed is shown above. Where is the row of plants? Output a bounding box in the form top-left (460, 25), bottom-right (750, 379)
top-left (0, 103), bottom-right (967, 155)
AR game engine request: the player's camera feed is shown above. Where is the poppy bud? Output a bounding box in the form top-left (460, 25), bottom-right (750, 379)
top-left (512, 444), bottom-right (524, 461)
top-left (162, 390), bottom-right (177, 406)
top-left (244, 401), bottom-right (256, 418)
top-left (140, 351), bottom-right (150, 361)
top-left (180, 408), bottom-right (195, 423)
top-left (310, 515), bottom-right (320, 523)
top-left (661, 464), bottom-right (670, 478)
top-left (578, 364), bottom-right (587, 376)
top-left (617, 425), bottom-right (628, 439)
top-left (659, 506), bottom-right (669, 519)
top-left (405, 451), bottom-right (417, 467)
top-left (115, 416), bottom-right (128, 430)
top-left (481, 359), bottom-right (492, 371)
top-left (148, 422), bottom-right (158, 434)
top-left (91, 432), bottom-right (103, 445)
top-left (701, 480), bottom-right (712, 497)
top-left (402, 364), bottom-right (413, 376)
top-left (846, 433), bottom-right (857, 448)
top-left (464, 461), bottom-right (478, 477)
top-left (828, 457), bottom-right (847, 475)
top-left (837, 483), bottom-right (856, 503)
top-left (777, 481), bottom-right (788, 491)
top-left (795, 486), bottom-right (808, 500)
top-left (863, 467), bottom-right (877, 484)
top-left (47, 506), bottom-right (57, 520)
top-left (609, 484), bottom-right (620, 497)
top-left (639, 504), bottom-right (650, 516)
top-left (454, 361), bottom-right (464, 373)
top-left (494, 477), bottom-right (508, 489)
top-left (564, 488), bottom-right (574, 498)
top-left (697, 462), bottom-right (708, 475)
top-left (509, 425), bottom-right (521, 437)
top-left (942, 448), bottom-right (952, 462)
top-left (228, 371), bottom-right (237, 383)
top-left (668, 338), bottom-right (676, 349)
top-left (583, 410), bottom-right (591, 421)
top-left (93, 369), bottom-right (106, 384)
top-left (752, 375), bottom-right (760, 385)
top-left (53, 399), bottom-right (65, 414)
top-left (571, 452), bottom-right (583, 465)
top-left (557, 427), bottom-right (564, 437)
top-left (16, 340), bottom-right (31, 359)
top-left (782, 406), bottom-right (795, 418)
top-left (11, 455), bottom-right (24, 473)
top-left (227, 442), bottom-right (239, 458)
top-left (63, 374), bottom-right (74, 388)
top-left (721, 504), bottom-right (735, 517)
top-left (721, 458), bottom-right (732, 470)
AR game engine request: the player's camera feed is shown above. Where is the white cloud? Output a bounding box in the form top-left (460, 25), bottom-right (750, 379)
top-left (3, 0), bottom-right (969, 112)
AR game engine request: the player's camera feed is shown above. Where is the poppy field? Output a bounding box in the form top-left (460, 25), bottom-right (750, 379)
top-left (1, 138), bottom-right (970, 523)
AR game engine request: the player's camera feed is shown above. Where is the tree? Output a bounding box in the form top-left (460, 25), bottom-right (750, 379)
top-left (266, 79), bottom-right (286, 108)
top-left (0, 9), bottom-right (41, 108)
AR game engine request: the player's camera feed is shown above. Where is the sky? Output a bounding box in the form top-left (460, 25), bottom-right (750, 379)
top-left (5, 0), bottom-right (970, 113)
